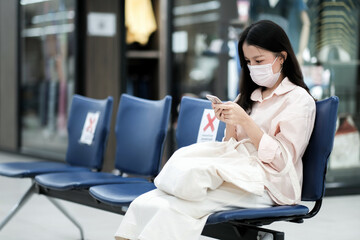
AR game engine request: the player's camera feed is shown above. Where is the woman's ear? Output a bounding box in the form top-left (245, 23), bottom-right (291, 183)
top-left (280, 51), bottom-right (287, 63)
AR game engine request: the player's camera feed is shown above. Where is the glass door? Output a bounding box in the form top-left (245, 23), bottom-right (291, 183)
top-left (20, 0), bottom-right (77, 159)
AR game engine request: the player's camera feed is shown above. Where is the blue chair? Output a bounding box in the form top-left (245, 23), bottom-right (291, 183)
top-left (89, 96), bottom-right (225, 208)
top-left (35, 94), bottom-right (172, 191)
top-left (202, 96), bottom-right (339, 240)
top-left (0, 95), bottom-right (113, 238)
top-left (89, 96), bottom-right (339, 240)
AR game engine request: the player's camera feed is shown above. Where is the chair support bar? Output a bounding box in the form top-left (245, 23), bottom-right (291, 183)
top-left (47, 197), bottom-right (84, 240)
top-left (0, 182), bottom-right (36, 230)
top-left (0, 180), bottom-right (85, 240)
top-left (303, 199), bottom-right (322, 219)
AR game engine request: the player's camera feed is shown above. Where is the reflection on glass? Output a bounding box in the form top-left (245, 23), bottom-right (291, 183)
top-left (172, 0), bottom-right (238, 103)
top-left (20, 0), bottom-right (76, 158)
top-left (305, 0), bottom-right (360, 175)
top-left (171, 0), bottom-right (360, 186)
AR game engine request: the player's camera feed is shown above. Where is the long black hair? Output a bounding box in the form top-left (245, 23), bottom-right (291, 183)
top-left (237, 20), bottom-right (311, 113)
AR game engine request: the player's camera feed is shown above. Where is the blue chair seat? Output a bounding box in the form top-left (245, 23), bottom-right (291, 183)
top-left (0, 162), bottom-right (90, 178)
top-left (206, 205), bottom-right (309, 224)
top-left (89, 183), bottom-right (156, 206)
top-left (35, 172), bottom-right (149, 190)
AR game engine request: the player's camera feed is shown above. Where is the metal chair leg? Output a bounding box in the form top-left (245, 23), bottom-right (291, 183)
top-left (47, 197), bottom-right (84, 240)
top-left (0, 182), bottom-right (36, 230)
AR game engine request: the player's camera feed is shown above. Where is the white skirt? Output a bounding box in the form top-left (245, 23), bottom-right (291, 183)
top-left (115, 139), bottom-right (278, 240)
top-left (115, 185), bottom-right (274, 240)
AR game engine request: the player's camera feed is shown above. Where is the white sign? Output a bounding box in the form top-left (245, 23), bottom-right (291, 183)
top-left (80, 112), bottom-right (100, 145)
top-left (87, 12), bottom-right (116, 37)
top-left (172, 31), bottom-right (188, 53)
top-left (197, 109), bottom-right (220, 143)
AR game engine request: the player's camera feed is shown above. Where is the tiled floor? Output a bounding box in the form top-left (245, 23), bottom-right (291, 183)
top-left (0, 151), bottom-right (359, 240)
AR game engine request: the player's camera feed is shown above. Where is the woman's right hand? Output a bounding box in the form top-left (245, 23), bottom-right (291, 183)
top-left (212, 103), bottom-right (223, 120)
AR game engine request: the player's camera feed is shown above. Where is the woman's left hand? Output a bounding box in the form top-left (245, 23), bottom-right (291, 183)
top-left (215, 102), bottom-right (249, 126)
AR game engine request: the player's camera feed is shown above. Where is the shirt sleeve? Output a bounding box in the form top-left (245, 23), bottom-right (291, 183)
top-left (257, 102), bottom-right (316, 171)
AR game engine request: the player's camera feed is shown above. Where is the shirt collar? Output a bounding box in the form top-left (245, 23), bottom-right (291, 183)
top-left (250, 77), bottom-right (296, 102)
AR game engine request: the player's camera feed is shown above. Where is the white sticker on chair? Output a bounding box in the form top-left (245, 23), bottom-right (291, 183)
top-left (197, 109), bottom-right (220, 143)
top-left (79, 111), bottom-right (100, 145)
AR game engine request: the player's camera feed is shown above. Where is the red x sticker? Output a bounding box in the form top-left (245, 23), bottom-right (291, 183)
top-left (197, 109), bottom-right (220, 143)
top-left (203, 113), bottom-right (216, 132)
top-left (80, 112), bottom-right (100, 145)
top-left (86, 117), bottom-right (96, 133)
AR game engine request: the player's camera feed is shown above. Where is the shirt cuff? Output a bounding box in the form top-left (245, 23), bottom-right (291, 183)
top-left (258, 133), bottom-right (278, 163)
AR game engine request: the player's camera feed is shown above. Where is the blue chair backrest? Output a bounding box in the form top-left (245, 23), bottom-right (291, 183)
top-left (176, 96), bottom-right (226, 149)
top-left (115, 94), bottom-right (172, 176)
top-left (66, 95), bottom-right (114, 170)
top-left (302, 96), bottom-right (339, 201)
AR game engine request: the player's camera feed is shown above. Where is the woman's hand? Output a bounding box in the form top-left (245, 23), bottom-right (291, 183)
top-left (212, 103), bottom-right (223, 120)
top-left (214, 102), bottom-right (264, 147)
top-left (215, 102), bottom-right (249, 126)
top-left (212, 102), bottom-right (239, 141)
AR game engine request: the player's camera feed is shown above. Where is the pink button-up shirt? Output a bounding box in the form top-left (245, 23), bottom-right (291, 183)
top-left (229, 77), bottom-right (316, 204)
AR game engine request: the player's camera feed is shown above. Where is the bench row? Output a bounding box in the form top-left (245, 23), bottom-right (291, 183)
top-left (0, 94), bottom-right (339, 240)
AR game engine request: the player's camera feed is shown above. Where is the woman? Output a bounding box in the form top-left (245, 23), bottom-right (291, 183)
top-left (115, 20), bottom-right (315, 240)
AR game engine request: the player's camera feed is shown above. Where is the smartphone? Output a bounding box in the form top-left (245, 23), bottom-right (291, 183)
top-left (206, 94), bottom-right (222, 104)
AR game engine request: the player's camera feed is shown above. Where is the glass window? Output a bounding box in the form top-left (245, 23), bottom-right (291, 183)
top-left (20, 0), bottom-right (76, 159)
top-left (172, 0), bottom-right (238, 104)
top-left (171, 0), bottom-right (360, 191)
top-left (305, 0), bottom-right (360, 190)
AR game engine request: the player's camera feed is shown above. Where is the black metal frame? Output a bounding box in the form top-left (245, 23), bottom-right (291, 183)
top-left (34, 180), bottom-right (324, 240)
top-left (203, 222), bottom-right (285, 240)
top-left (35, 184), bottom-right (127, 215)
top-left (201, 199), bottom-right (323, 240)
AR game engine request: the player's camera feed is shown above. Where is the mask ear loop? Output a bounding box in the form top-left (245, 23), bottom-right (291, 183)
top-left (271, 56), bottom-right (278, 65)
top-left (271, 55), bottom-right (283, 75)
top-left (278, 53), bottom-right (287, 66)
top-left (276, 53), bottom-right (285, 73)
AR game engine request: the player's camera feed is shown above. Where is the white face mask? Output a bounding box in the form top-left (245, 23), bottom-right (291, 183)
top-left (247, 57), bottom-right (282, 88)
